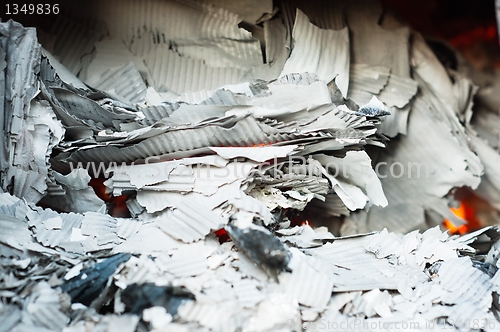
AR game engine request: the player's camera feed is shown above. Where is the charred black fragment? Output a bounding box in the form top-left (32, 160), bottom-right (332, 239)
top-left (356, 106), bottom-right (391, 117)
top-left (120, 283), bottom-right (195, 316)
top-left (226, 224), bottom-right (291, 275)
top-left (59, 253), bottom-right (131, 306)
top-left (471, 260), bottom-right (498, 277)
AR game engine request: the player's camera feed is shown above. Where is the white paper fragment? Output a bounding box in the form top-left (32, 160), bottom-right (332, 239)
top-left (347, 64), bottom-right (390, 105)
top-left (64, 263), bottom-right (83, 280)
top-left (314, 151), bottom-right (388, 209)
top-left (42, 217), bottom-right (63, 230)
top-left (203, 0), bottom-right (273, 23)
top-left (231, 81), bottom-right (332, 115)
top-left (145, 45), bottom-right (244, 94)
top-left (142, 307), bottom-right (173, 330)
top-left (278, 248), bottom-right (334, 308)
top-left (209, 145), bottom-right (297, 162)
top-left (233, 278), bottom-right (266, 308)
top-left (156, 200), bottom-right (227, 243)
top-left (280, 10), bottom-right (350, 97)
top-left (69, 228), bottom-right (88, 242)
top-left (91, 61), bottom-right (147, 104)
top-left (358, 96), bottom-right (390, 117)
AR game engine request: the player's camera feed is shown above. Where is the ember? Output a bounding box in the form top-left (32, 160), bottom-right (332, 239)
top-left (444, 202), bottom-right (476, 235)
top-left (2, 0), bottom-right (500, 331)
top-left (89, 178), bottom-right (130, 218)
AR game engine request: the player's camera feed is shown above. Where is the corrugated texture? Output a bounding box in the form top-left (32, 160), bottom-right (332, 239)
top-left (200, 89), bottom-right (239, 106)
top-left (277, 0), bottom-right (346, 31)
top-left (0, 198), bottom-right (28, 220)
top-left (42, 49), bottom-right (88, 90)
top-left (27, 209), bottom-right (84, 248)
top-left (377, 74), bottom-right (418, 108)
top-left (45, 177), bottom-right (66, 196)
top-left (113, 255), bottom-right (162, 286)
top-left (0, 214), bottom-right (34, 250)
top-left (69, 117), bottom-right (299, 163)
top-left (203, 0), bottom-right (272, 24)
top-left (59, 0), bottom-right (264, 80)
top-left (180, 89), bottom-right (216, 104)
top-left (278, 249), bottom-right (334, 307)
top-left (74, 0), bottom-right (263, 69)
top-left (252, 172), bottom-right (329, 196)
top-left (145, 45), bottom-right (244, 94)
top-left (92, 61), bottom-right (147, 104)
top-left (363, 230), bottom-right (407, 258)
top-left (0, 24), bottom-right (62, 203)
top-left (156, 254), bottom-right (207, 277)
top-left (157, 200), bottom-right (226, 243)
top-left (269, 103), bottom-right (376, 133)
top-left (50, 16), bottom-right (104, 75)
top-left (83, 38), bottom-right (149, 85)
top-left (280, 9), bottom-right (349, 96)
top-left (163, 105), bottom-right (231, 126)
top-left (135, 192), bottom-right (183, 214)
top-left (81, 212), bottom-right (119, 246)
top-left (177, 301), bottom-right (227, 329)
top-left (25, 283), bottom-right (68, 330)
top-left (347, 64), bottom-right (390, 105)
top-left (0, 193), bottom-right (23, 207)
top-left (112, 222), bottom-right (183, 254)
top-left (437, 257), bottom-right (492, 309)
top-left (64, 0), bottom-right (259, 61)
top-left (117, 219), bottom-right (143, 240)
top-left (139, 103), bottom-right (181, 126)
top-left (105, 172), bottom-right (136, 197)
top-left (106, 158), bottom-right (252, 205)
top-left (306, 236), bottom-right (428, 292)
top-left (365, 94), bottom-right (483, 233)
top-left (234, 81), bottom-right (332, 115)
top-left (233, 279), bottom-right (265, 308)
top-left (346, 0), bottom-right (411, 137)
top-left (52, 88), bottom-right (125, 129)
top-left (125, 198), bottom-right (145, 218)
top-left (28, 301), bottom-right (69, 330)
top-left (245, 18), bottom-right (288, 81)
top-left (445, 302), bottom-right (497, 331)
top-left (347, 1), bottom-right (410, 77)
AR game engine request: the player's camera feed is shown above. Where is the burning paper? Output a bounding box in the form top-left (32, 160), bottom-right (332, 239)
top-left (2, 0), bottom-right (500, 331)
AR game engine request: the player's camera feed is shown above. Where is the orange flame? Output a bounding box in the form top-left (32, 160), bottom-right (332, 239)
top-left (443, 200), bottom-right (482, 235)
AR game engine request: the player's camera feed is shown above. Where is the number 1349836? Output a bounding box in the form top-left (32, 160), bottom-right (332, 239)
top-left (5, 3), bottom-right (59, 15)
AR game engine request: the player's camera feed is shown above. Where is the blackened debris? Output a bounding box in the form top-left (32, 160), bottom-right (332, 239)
top-left (226, 224), bottom-right (291, 274)
top-left (120, 283), bottom-right (195, 316)
top-left (59, 253), bottom-right (131, 306)
top-left (356, 106), bottom-right (391, 117)
top-left (471, 260), bottom-right (498, 277)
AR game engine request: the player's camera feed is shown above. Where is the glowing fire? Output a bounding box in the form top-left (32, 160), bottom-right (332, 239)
top-left (443, 200), bottom-right (482, 235)
top-left (89, 178), bottom-right (130, 218)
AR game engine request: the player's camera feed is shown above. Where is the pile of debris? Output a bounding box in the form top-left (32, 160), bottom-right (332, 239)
top-left (2, 0), bottom-right (500, 330)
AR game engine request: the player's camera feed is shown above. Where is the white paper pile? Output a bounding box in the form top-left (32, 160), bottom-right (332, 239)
top-left (2, 0), bottom-right (500, 330)
top-left (2, 192), bottom-right (500, 331)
